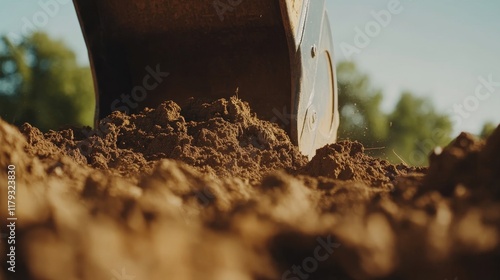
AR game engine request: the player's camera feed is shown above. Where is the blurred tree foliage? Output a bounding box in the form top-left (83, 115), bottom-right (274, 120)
top-left (479, 122), bottom-right (497, 139)
top-left (0, 32), bottom-right (94, 131)
top-left (337, 62), bottom-right (388, 146)
top-left (337, 61), bottom-right (453, 166)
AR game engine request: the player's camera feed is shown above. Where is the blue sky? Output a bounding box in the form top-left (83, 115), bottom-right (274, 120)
top-left (327, 0), bottom-right (500, 135)
top-left (0, 0), bottom-right (499, 135)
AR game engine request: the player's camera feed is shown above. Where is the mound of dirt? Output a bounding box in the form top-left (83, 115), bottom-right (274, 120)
top-left (299, 141), bottom-right (421, 190)
top-left (425, 130), bottom-right (500, 198)
top-left (1, 99), bottom-right (500, 280)
top-left (20, 97), bottom-right (307, 184)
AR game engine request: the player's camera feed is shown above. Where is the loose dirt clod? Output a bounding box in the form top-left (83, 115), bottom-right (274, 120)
top-left (1, 99), bottom-right (499, 280)
top-left (425, 130), bottom-right (500, 198)
top-left (299, 141), bottom-right (418, 190)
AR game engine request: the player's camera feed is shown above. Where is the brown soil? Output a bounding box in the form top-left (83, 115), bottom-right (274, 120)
top-left (1, 98), bottom-right (499, 280)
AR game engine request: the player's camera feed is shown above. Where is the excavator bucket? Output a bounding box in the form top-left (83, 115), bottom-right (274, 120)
top-left (73, 0), bottom-right (339, 158)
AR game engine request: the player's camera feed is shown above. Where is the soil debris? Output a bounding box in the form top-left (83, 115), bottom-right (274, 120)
top-left (20, 97), bottom-right (307, 184)
top-left (299, 141), bottom-right (419, 190)
top-left (1, 99), bottom-right (500, 280)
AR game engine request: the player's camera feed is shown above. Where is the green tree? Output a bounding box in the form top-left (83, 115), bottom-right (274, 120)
top-left (336, 61), bottom-right (453, 165)
top-left (385, 92), bottom-right (452, 165)
top-left (336, 61), bottom-right (388, 146)
top-left (479, 122), bottom-right (497, 139)
top-left (0, 32), bottom-right (94, 131)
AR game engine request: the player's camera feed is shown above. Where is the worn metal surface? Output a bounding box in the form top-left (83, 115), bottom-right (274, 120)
top-left (295, 6), bottom-right (339, 157)
top-left (73, 0), bottom-right (338, 158)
